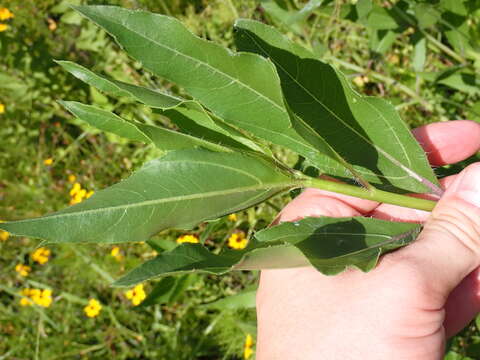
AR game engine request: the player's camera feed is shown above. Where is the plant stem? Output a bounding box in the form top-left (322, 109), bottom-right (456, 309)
top-left (300, 177), bottom-right (436, 212)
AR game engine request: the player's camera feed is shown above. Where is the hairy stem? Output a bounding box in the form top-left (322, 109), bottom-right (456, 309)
top-left (299, 176), bottom-right (437, 212)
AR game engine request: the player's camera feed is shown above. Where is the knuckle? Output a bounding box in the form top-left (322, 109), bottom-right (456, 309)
top-left (427, 199), bottom-right (480, 254)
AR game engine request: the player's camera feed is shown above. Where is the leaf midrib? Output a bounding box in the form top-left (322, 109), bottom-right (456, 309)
top-left (14, 181), bottom-right (295, 223)
top-left (258, 228), bottom-right (417, 260)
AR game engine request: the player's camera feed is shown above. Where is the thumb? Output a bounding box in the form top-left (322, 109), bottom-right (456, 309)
top-left (403, 163), bottom-right (480, 298)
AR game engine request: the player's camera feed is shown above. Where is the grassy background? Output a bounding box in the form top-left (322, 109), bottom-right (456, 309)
top-left (0, 0), bottom-right (479, 358)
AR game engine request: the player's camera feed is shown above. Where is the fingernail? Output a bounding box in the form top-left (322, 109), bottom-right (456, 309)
top-left (454, 164), bottom-right (480, 208)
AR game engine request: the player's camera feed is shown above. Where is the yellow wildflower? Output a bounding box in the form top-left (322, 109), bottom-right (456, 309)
top-left (0, 24), bottom-right (8, 32)
top-left (352, 76), bottom-right (369, 88)
top-left (15, 264), bottom-right (31, 277)
top-left (69, 182), bottom-right (93, 204)
top-left (67, 174), bottom-right (76, 183)
top-left (20, 297), bottom-right (32, 306)
top-left (176, 234), bottom-right (199, 244)
top-left (110, 246), bottom-right (123, 261)
top-left (125, 284), bottom-right (146, 306)
top-left (228, 213), bottom-right (237, 221)
top-left (70, 182), bottom-right (81, 196)
top-left (0, 221), bottom-right (8, 241)
top-left (31, 247), bottom-right (51, 265)
top-left (47, 18), bottom-right (57, 31)
top-left (405, 26), bottom-right (415, 35)
top-left (84, 298), bottom-right (102, 318)
top-left (387, 54), bottom-right (400, 65)
top-left (243, 334), bottom-right (254, 359)
top-left (0, 220), bottom-right (9, 241)
top-left (36, 289), bottom-right (53, 307)
top-left (0, 103), bottom-right (5, 114)
top-left (20, 288), bottom-right (53, 308)
top-left (228, 231), bottom-right (248, 250)
top-left (43, 158), bottom-right (53, 166)
top-left (0, 8), bottom-right (14, 21)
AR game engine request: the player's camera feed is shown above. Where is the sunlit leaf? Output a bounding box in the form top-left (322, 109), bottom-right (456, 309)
top-left (0, 149), bottom-right (295, 244)
top-left (204, 290), bottom-right (257, 310)
top-left (253, 216), bottom-right (420, 275)
top-left (72, 5), bottom-right (359, 181)
top-left (114, 216), bottom-right (419, 286)
top-left (60, 101), bottom-right (228, 152)
top-left (234, 19), bottom-right (440, 194)
top-left (57, 60), bottom-right (262, 152)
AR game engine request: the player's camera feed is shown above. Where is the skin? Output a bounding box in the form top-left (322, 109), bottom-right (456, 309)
top-left (256, 120), bottom-right (480, 359)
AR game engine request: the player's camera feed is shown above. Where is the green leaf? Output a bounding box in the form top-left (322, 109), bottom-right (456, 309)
top-left (204, 290), bottom-right (257, 310)
top-left (356, 0), bottom-right (373, 21)
top-left (412, 33), bottom-right (427, 73)
top-left (60, 101), bottom-right (228, 152)
top-left (413, 3), bottom-right (439, 29)
top-left (59, 100), bottom-right (149, 142)
top-left (57, 60), bottom-right (262, 152)
top-left (168, 274), bottom-right (196, 303)
top-left (134, 122), bottom-right (228, 152)
top-left (146, 238), bottom-right (176, 252)
top-left (114, 216), bottom-right (419, 286)
top-left (140, 274), bottom-right (196, 307)
top-left (115, 241), bottom-right (309, 286)
top-left (140, 276), bottom-right (177, 306)
top-left (114, 244), bottom-right (244, 286)
top-left (57, 60), bottom-right (185, 109)
top-left (254, 216), bottom-right (420, 275)
top-left (72, 5), bottom-right (358, 183)
top-left (260, 0), bottom-right (304, 34)
top-left (161, 102), bottom-right (267, 153)
top-left (369, 29), bottom-right (398, 55)
top-left (234, 19), bottom-right (441, 194)
top-left (290, 0), bottom-right (324, 23)
top-left (0, 149), bottom-right (295, 244)
top-left (437, 71), bottom-right (480, 96)
top-left (366, 5), bottom-right (399, 30)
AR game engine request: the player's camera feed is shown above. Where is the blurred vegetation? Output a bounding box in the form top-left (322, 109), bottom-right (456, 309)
top-left (0, 0), bottom-right (479, 358)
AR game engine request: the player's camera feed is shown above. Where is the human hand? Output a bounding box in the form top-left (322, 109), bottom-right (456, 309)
top-left (256, 120), bottom-right (480, 359)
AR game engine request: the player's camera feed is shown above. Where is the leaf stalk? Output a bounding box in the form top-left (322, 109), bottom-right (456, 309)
top-left (300, 177), bottom-right (436, 212)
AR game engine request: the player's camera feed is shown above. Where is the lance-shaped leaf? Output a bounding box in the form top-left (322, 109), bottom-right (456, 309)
top-left (60, 100), bottom-right (228, 152)
top-left (71, 5), bottom-right (363, 182)
top-left (253, 216), bottom-right (420, 275)
top-left (161, 103), bottom-right (266, 153)
top-left (0, 149), bottom-right (295, 244)
top-left (57, 60), bottom-right (183, 109)
top-left (204, 290), bottom-right (257, 310)
top-left (234, 19), bottom-right (441, 194)
top-left (114, 216), bottom-right (419, 286)
top-left (114, 242), bottom-right (308, 286)
top-left (57, 60), bottom-right (262, 152)
top-left (60, 100), bottom-right (149, 143)
top-left (262, 0), bottom-right (324, 31)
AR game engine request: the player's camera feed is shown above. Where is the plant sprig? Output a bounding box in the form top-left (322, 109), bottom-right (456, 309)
top-left (0, 5), bottom-right (446, 285)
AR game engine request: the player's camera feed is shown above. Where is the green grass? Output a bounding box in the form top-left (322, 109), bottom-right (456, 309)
top-left (0, 0), bottom-right (479, 358)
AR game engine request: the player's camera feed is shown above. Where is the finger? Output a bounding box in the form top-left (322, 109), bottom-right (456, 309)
top-left (398, 163), bottom-right (480, 300)
top-left (275, 188), bottom-right (361, 224)
top-left (444, 267), bottom-right (480, 337)
top-left (412, 120), bottom-right (480, 166)
top-left (370, 175), bottom-right (456, 223)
